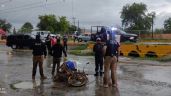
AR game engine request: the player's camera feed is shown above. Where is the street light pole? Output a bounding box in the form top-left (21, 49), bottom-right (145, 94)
top-left (152, 15), bottom-right (154, 39)
top-left (151, 12), bottom-right (155, 39)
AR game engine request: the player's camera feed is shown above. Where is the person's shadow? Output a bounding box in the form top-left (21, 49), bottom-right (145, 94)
top-left (95, 77), bottom-right (120, 96)
top-left (32, 80), bottom-right (45, 96)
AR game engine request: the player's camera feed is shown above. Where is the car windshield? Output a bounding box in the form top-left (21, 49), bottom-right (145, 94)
top-left (114, 29), bottom-right (126, 35)
top-left (120, 30), bottom-right (126, 34)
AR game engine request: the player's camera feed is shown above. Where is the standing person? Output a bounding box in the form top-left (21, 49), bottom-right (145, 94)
top-left (63, 35), bottom-right (68, 51)
top-left (73, 31), bottom-right (79, 43)
top-left (93, 38), bottom-right (104, 76)
top-left (45, 33), bottom-right (51, 55)
top-left (103, 40), bottom-right (119, 88)
top-left (32, 35), bottom-right (47, 80)
top-left (51, 36), bottom-right (57, 47)
top-left (73, 35), bottom-right (77, 43)
top-left (51, 38), bottom-right (67, 77)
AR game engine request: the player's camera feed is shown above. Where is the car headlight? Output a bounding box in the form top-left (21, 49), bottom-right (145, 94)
top-left (129, 37), bottom-right (134, 40)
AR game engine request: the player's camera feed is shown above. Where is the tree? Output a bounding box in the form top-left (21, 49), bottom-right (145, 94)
top-left (0, 19), bottom-right (12, 32)
top-left (155, 28), bottom-right (164, 33)
top-left (37, 14), bottom-right (71, 34)
top-left (19, 22), bottom-right (33, 33)
top-left (58, 16), bottom-right (70, 34)
top-left (120, 3), bottom-right (155, 33)
top-left (164, 17), bottom-right (171, 33)
top-left (37, 14), bottom-right (59, 33)
top-left (68, 25), bottom-right (77, 34)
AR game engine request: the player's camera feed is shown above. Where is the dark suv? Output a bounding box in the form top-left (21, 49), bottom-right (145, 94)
top-left (115, 29), bottom-right (138, 42)
top-left (6, 34), bottom-right (34, 49)
top-left (91, 26), bottom-right (138, 42)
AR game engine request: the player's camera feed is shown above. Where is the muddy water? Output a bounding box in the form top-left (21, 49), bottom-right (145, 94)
top-left (1, 45), bottom-right (171, 96)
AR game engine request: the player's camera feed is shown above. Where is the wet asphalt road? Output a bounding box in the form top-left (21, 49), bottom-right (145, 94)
top-left (1, 45), bottom-right (171, 96)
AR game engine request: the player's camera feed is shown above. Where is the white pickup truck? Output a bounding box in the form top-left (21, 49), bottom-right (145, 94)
top-left (31, 31), bottom-right (50, 42)
top-left (77, 34), bottom-right (91, 42)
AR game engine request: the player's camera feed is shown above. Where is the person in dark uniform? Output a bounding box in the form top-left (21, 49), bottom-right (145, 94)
top-left (51, 38), bottom-right (67, 77)
top-left (62, 35), bottom-right (68, 51)
top-left (32, 34), bottom-right (47, 80)
top-left (45, 33), bottom-right (51, 55)
top-left (93, 38), bottom-right (104, 76)
top-left (103, 40), bottom-right (120, 88)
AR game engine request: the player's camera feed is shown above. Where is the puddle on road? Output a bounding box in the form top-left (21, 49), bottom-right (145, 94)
top-left (12, 81), bottom-right (41, 89)
top-left (143, 69), bottom-right (171, 84)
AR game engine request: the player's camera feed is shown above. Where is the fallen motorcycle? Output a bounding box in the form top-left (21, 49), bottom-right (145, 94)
top-left (53, 60), bottom-right (88, 87)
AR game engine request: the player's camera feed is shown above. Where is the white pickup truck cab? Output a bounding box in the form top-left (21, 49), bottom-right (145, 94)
top-left (31, 31), bottom-right (50, 42)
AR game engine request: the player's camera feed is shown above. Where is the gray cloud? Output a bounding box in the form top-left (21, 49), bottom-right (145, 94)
top-left (0, 0), bottom-right (171, 30)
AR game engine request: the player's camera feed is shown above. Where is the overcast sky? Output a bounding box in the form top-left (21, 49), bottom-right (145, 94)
top-left (1, 0), bottom-right (171, 30)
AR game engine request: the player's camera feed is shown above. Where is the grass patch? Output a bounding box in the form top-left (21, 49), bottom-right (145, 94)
top-left (69, 42), bottom-right (95, 56)
top-left (72, 44), bottom-right (87, 50)
top-left (121, 41), bottom-right (137, 44)
top-left (157, 54), bottom-right (171, 62)
top-left (69, 50), bottom-right (81, 55)
top-left (69, 49), bottom-right (94, 56)
top-left (130, 56), bottom-right (157, 61)
top-left (140, 38), bottom-right (171, 42)
top-left (88, 41), bottom-right (95, 44)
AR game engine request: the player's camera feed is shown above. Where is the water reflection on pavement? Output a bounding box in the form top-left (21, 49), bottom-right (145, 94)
top-left (1, 45), bottom-right (171, 96)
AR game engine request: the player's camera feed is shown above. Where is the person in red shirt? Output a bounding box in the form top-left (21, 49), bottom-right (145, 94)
top-left (51, 36), bottom-right (57, 47)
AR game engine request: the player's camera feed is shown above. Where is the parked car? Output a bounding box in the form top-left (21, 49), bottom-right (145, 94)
top-left (115, 29), bottom-right (138, 42)
top-left (77, 34), bottom-right (91, 42)
top-left (6, 34), bottom-right (34, 49)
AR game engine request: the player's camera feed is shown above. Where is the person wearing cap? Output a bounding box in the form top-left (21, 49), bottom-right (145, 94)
top-left (93, 38), bottom-right (104, 76)
top-left (31, 34), bottom-right (47, 80)
top-left (103, 35), bottom-right (120, 88)
top-left (50, 38), bottom-right (67, 78)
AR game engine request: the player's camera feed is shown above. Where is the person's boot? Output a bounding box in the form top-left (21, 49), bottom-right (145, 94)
top-left (40, 75), bottom-right (47, 80)
top-left (100, 72), bottom-right (103, 76)
top-left (32, 76), bottom-right (35, 80)
top-left (94, 72), bottom-right (99, 76)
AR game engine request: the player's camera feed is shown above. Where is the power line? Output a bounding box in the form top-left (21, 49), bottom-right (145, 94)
top-left (0, 0), bottom-right (12, 5)
top-left (0, 1), bottom-right (43, 12)
top-left (0, 1), bottom-right (59, 14)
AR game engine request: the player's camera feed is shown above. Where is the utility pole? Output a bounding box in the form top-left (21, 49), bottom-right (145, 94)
top-left (72, 17), bottom-right (76, 31)
top-left (71, 0), bottom-right (77, 31)
top-left (152, 16), bottom-right (154, 39)
top-left (77, 20), bottom-right (79, 31)
top-left (151, 12), bottom-right (155, 39)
